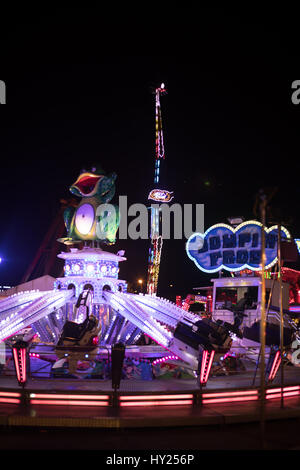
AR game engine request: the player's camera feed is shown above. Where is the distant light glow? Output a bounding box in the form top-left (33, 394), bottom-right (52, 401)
top-left (148, 189), bottom-right (174, 203)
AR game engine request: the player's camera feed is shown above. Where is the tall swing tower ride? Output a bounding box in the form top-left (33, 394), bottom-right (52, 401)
top-left (146, 83), bottom-right (172, 295)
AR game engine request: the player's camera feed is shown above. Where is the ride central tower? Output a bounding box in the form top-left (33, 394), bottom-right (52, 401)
top-left (146, 83), bottom-right (172, 295)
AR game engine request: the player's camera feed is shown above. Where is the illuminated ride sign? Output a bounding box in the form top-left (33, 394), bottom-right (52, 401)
top-left (148, 189), bottom-right (174, 203)
top-left (186, 220), bottom-right (291, 273)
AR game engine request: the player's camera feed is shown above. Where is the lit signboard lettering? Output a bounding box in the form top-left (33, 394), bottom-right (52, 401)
top-left (186, 220), bottom-right (290, 273)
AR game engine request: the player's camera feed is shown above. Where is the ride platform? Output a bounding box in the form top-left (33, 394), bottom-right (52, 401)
top-left (1, 359), bottom-right (300, 429)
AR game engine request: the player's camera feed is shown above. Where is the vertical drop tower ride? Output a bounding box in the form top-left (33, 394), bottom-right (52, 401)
top-left (146, 83), bottom-right (170, 295)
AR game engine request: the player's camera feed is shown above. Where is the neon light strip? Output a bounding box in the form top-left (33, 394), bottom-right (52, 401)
top-left (0, 391), bottom-right (21, 397)
top-left (267, 385), bottom-right (300, 394)
top-left (268, 351), bottom-right (281, 382)
top-left (203, 390), bottom-right (258, 398)
top-left (266, 391), bottom-right (300, 400)
top-left (120, 400), bottom-right (193, 407)
top-left (0, 397), bottom-right (20, 404)
top-left (202, 396), bottom-right (258, 404)
top-left (200, 350), bottom-right (207, 384)
top-left (12, 348), bottom-right (21, 383)
top-left (266, 388), bottom-right (282, 394)
top-left (120, 394), bottom-right (193, 401)
top-left (30, 393), bottom-right (110, 400)
top-left (205, 350), bottom-right (215, 383)
top-left (21, 348), bottom-right (26, 383)
top-left (30, 399), bottom-right (109, 406)
top-left (200, 350), bottom-right (215, 384)
top-left (282, 385), bottom-right (300, 391)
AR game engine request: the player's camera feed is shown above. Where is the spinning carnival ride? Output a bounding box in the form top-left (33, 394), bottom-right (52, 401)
top-left (0, 166), bottom-right (237, 384)
top-left (0, 243), bottom-right (238, 377)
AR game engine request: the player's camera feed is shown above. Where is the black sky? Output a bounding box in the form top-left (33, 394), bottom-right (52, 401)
top-left (0, 8), bottom-right (299, 299)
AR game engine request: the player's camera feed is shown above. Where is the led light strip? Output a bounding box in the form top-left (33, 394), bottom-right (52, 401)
top-left (0, 391), bottom-right (21, 397)
top-left (30, 393), bottom-right (110, 400)
top-left (266, 385), bottom-right (300, 400)
top-left (0, 388), bottom-right (21, 405)
top-left (120, 394), bottom-right (193, 401)
top-left (30, 393), bottom-right (110, 406)
top-left (120, 400), bottom-right (193, 407)
top-left (202, 389), bottom-right (258, 404)
top-left (0, 397), bottom-right (20, 404)
top-left (30, 399), bottom-right (109, 406)
top-left (268, 351), bottom-right (281, 382)
top-left (202, 395), bottom-right (258, 404)
top-left (200, 350), bottom-right (215, 385)
top-left (203, 390), bottom-right (258, 398)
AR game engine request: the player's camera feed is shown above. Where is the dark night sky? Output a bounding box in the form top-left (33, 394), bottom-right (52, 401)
top-left (0, 8), bottom-right (299, 299)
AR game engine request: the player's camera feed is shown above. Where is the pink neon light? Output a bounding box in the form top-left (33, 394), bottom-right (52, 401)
top-left (152, 355), bottom-right (179, 365)
top-left (202, 396), bottom-right (258, 404)
top-left (268, 351), bottom-right (281, 382)
top-left (120, 400), bottom-right (193, 407)
top-left (266, 388), bottom-right (283, 394)
top-left (21, 348), bottom-right (27, 383)
top-left (281, 391), bottom-right (300, 398)
top-left (12, 348), bottom-right (21, 383)
top-left (200, 350), bottom-right (215, 384)
top-left (31, 393), bottom-right (110, 400)
top-left (120, 394), bottom-right (193, 401)
top-left (283, 385), bottom-right (300, 392)
top-left (203, 390), bottom-right (258, 398)
top-left (0, 397), bottom-right (20, 404)
top-left (266, 391), bottom-right (300, 400)
top-left (0, 391), bottom-right (21, 398)
top-left (266, 393), bottom-right (283, 400)
top-left (200, 350), bottom-right (207, 383)
top-left (267, 385), bottom-right (300, 394)
top-left (31, 399), bottom-right (109, 406)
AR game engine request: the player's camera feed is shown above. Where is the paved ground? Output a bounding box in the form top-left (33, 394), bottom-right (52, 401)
top-left (0, 417), bottom-right (300, 450)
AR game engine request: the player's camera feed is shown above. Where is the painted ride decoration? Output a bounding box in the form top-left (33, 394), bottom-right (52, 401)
top-left (58, 166), bottom-right (120, 246)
